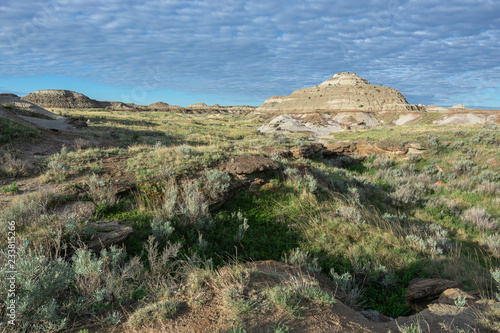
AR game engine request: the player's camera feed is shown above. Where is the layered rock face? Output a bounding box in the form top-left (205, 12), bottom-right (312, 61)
top-left (0, 93), bottom-right (62, 119)
top-left (257, 72), bottom-right (417, 113)
top-left (22, 90), bottom-right (102, 108)
top-left (148, 101), bottom-right (185, 112)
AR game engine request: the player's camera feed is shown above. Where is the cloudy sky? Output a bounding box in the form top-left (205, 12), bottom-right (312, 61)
top-left (0, 0), bottom-right (499, 107)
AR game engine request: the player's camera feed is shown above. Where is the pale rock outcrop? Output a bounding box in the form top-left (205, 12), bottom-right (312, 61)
top-left (148, 101), bottom-right (185, 112)
top-left (0, 93), bottom-right (62, 119)
top-left (258, 72), bottom-right (418, 113)
top-left (22, 90), bottom-right (102, 109)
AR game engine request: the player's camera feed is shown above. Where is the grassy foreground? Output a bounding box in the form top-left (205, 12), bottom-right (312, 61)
top-left (0, 109), bottom-right (499, 332)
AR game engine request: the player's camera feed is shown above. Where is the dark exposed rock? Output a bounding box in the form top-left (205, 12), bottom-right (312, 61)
top-left (220, 156), bottom-right (280, 175)
top-left (87, 222), bottom-right (133, 251)
top-left (261, 147), bottom-right (293, 159)
top-left (405, 278), bottom-right (466, 310)
top-left (290, 143), bottom-right (325, 158)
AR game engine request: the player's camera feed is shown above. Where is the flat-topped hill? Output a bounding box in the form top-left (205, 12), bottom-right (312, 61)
top-left (257, 72), bottom-right (418, 113)
top-left (22, 89), bottom-right (102, 109)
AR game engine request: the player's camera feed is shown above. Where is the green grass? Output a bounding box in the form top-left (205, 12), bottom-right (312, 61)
top-left (0, 117), bottom-right (41, 145)
top-left (2, 109), bottom-right (499, 329)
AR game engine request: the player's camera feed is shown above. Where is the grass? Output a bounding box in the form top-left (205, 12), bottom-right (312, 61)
top-left (1, 108), bottom-right (499, 331)
top-left (0, 117), bottom-right (41, 146)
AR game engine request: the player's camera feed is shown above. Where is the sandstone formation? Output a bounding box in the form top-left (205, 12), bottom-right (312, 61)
top-left (220, 156), bottom-right (280, 175)
top-left (102, 101), bottom-right (141, 111)
top-left (187, 102), bottom-right (256, 113)
top-left (257, 72), bottom-right (418, 113)
top-left (87, 222), bottom-right (133, 251)
top-left (0, 93), bottom-right (62, 119)
top-left (22, 89), bottom-right (103, 108)
top-left (148, 101), bottom-right (185, 112)
top-left (405, 278), bottom-right (465, 310)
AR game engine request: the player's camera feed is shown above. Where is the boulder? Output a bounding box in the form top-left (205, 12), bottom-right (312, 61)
top-left (438, 288), bottom-right (478, 306)
top-left (220, 156), bottom-right (280, 175)
top-left (260, 147), bottom-right (293, 159)
top-left (405, 278), bottom-right (466, 310)
top-left (290, 143), bottom-right (325, 158)
top-left (87, 222), bottom-right (133, 251)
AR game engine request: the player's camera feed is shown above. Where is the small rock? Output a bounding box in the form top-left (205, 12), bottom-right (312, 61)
top-left (87, 222), bottom-right (133, 251)
top-left (438, 288), bottom-right (477, 306)
top-left (220, 156), bottom-right (280, 175)
top-left (360, 310), bottom-right (392, 322)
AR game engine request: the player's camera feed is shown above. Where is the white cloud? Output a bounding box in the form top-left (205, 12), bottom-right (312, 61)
top-left (0, 0), bottom-right (499, 105)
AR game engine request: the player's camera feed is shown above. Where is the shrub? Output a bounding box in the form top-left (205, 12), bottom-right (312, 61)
top-left (390, 182), bottom-right (425, 206)
top-left (405, 224), bottom-right (451, 256)
top-left (330, 268), bottom-right (365, 310)
top-left (281, 248), bottom-right (320, 272)
top-left (452, 158), bottom-right (476, 176)
top-left (42, 152), bottom-right (70, 183)
top-left (0, 240), bottom-right (73, 332)
top-left (493, 268), bottom-right (500, 301)
top-left (372, 156), bottom-right (394, 169)
top-left (485, 233), bottom-right (500, 257)
top-left (232, 210), bottom-right (249, 243)
top-left (284, 168), bottom-right (317, 192)
top-left (204, 169), bottom-right (231, 200)
top-left (475, 181), bottom-right (500, 195)
top-left (72, 246), bottom-right (143, 311)
top-left (178, 180), bottom-right (209, 225)
top-left (0, 153), bottom-right (28, 177)
top-left (336, 205), bottom-right (364, 225)
top-left (84, 174), bottom-right (116, 209)
top-left (127, 299), bottom-right (179, 327)
top-left (151, 217), bottom-right (175, 240)
top-left (0, 190), bottom-right (61, 233)
top-left (103, 311), bottom-right (121, 325)
top-left (461, 207), bottom-right (497, 230)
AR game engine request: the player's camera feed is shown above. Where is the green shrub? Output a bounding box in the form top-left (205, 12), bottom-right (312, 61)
top-left (1, 181), bottom-right (19, 194)
top-left (151, 217), bottom-right (175, 240)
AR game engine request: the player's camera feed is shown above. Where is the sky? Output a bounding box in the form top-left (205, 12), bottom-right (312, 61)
top-left (0, 0), bottom-right (499, 108)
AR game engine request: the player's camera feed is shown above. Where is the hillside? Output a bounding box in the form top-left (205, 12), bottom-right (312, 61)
top-left (0, 103), bottom-right (499, 332)
top-left (257, 72), bottom-right (419, 113)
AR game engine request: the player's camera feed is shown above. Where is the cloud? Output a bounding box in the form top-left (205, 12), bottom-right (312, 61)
top-left (0, 0), bottom-right (499, 106)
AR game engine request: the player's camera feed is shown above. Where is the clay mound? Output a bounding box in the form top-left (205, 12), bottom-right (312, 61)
top-left (258, 72), bottom-right (418, 113)
top-left (0, 93), bottom-right (62, 120)
top-left (22, 89), bottom-right (102, 109)
top-left (187, 102), bottom-right (256, 113)
top-left (148, 101), bottom-right (185, 112)
top-left (187, 102), bottom-right (209, 109)
top-left (433, 113), bottom-right (493, 125)
top-left (101, 101), bottom-right (138, 111)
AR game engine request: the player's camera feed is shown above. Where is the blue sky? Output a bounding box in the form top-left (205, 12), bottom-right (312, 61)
top-left (0, 0), bottom-right (499, 108)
